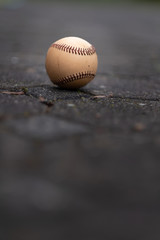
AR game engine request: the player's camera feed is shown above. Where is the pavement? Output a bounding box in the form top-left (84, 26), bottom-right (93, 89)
top-left (0, 1), bottom-right (160, 240)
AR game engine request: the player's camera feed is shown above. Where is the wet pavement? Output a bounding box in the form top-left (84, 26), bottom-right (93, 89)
top-left (0, 2), bottom-right (160, 240)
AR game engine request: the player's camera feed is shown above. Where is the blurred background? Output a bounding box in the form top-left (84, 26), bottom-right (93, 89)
top-left (1, 0), bottom-right (160, 5)
top-left (0, 0), bottom-right (160, 6)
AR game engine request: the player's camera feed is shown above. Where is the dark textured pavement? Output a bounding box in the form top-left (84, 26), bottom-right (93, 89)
top-left (1, 2), bottom-right (160, 240)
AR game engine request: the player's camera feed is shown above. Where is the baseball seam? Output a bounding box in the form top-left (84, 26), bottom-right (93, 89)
top-left (57, 72), bottom-right (95, 86)
top-left (52, 43), bottom-right (96, 56)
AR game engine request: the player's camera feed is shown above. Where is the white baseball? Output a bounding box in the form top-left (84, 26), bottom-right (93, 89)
top-left (45, 36), bottom-right (98, 89)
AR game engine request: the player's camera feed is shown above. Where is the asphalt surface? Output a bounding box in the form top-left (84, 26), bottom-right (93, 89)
top-left (0, 1), bottom-right (160, 240)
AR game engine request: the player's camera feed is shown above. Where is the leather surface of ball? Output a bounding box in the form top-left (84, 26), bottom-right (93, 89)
top-left (45, 36), bottom-right (98, 89)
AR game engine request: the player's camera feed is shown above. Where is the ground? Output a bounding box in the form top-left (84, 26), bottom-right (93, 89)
top-left (0, 1), bottom-right (160, 240)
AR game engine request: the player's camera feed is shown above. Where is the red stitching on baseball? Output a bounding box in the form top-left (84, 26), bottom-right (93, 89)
top-left (52, 43), bottom-right (96, 56)
top-left (57, 72), bottom-right (95, 86)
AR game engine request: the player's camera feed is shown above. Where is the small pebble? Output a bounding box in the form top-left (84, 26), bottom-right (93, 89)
top-left (138, 103), bottom-right (146, 106)
top-left (92, 95), bottom-right (106, 99)
top-left (67, 103), bottom-right (75, 107)
top-left (133, 123), bottom-right (146, 132)
top-left (100, 85), bottom-right (106, 89)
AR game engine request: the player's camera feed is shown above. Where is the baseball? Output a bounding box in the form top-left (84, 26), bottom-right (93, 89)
top-left (45, 36), bottom-right (98, 89)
